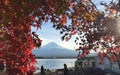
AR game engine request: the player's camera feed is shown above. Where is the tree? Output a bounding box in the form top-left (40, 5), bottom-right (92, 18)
top-left (0, 0), bottom-right (120, 75)
top-left (58, 0), bottom-right (120, 68)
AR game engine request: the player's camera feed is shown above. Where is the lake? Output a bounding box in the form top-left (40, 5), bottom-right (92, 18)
top-left (35, 59), bottom-right (76, 70)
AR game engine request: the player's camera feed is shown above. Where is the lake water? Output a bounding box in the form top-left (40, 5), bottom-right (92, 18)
top-left (35, 59), bottom-right (76, 70)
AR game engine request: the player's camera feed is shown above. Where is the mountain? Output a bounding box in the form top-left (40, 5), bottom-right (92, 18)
top-left (32, 42), bottom-right (79, 57)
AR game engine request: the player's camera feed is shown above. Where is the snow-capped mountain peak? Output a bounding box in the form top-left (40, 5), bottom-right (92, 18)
top-left (32, 42), bottom-right (78, 57)
top-left (42, 42), bottom-right (62, 49)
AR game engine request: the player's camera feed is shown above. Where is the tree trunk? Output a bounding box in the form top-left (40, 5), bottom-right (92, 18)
top-left (0, 62), bottom-right (4, 70)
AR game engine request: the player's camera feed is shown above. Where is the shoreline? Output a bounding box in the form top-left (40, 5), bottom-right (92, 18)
top-left (1, 67), bottom-right (120, 75)
top-left (35, 57), bottom-right (77, 59)
top-left (0, 71), bottom-right (56, 75)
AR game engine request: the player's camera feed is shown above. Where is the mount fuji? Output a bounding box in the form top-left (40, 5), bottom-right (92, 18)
top-left (32, 42), bottom-right (79, 58)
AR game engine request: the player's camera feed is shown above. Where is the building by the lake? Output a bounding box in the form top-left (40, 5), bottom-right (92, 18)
top-left (75, 53), bottom-right (120, 73)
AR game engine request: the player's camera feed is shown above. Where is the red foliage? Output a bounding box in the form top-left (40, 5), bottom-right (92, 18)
top-left (0, 0), bottom-right (42, 74)
top-left (0, 0), bottom-right (120, 74)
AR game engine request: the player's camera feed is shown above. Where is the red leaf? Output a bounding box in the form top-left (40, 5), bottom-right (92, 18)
top-left (65, 37), bottom-right (69, 42)
top-left (32, 32), bottom-right (38, 38)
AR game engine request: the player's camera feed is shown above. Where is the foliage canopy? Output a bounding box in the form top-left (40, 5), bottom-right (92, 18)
top-left (0, 0), bottom-right (120, 74)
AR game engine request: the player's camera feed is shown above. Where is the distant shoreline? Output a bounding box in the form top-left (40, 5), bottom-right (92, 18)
top-left (35, 57), bottom-right (77, 59)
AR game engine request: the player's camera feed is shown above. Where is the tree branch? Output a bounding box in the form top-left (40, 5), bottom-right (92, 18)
top-left (89, 0), bottom-right (99, 11)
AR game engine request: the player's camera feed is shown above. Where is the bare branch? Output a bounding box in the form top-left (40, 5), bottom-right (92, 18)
top-left (89, 0), bottom-right (99, 11)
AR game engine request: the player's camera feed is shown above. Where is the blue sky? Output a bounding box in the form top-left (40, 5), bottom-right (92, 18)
top-left (32, 22), bottom-right (76, 50)
top-left (32, 0), bottom-right (115, 50)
